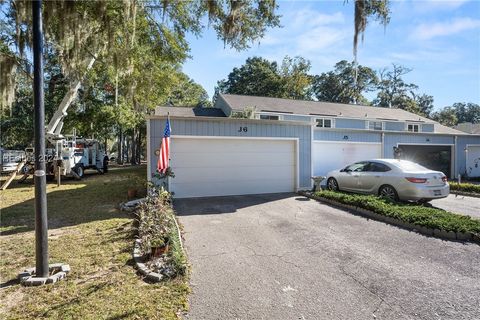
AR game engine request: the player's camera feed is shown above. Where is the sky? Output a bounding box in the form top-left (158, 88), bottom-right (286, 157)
top-left (182, 0), bottom-right (480, 111)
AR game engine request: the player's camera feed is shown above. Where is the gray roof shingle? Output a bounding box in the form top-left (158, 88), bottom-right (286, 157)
top-left (155, 106), bottom-right (226, 117)
top-left (220, 94), bottom-right (432, 122)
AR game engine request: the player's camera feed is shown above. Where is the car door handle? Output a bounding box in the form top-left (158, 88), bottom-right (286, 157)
top-left (375, 175), bottom-right (381, 178)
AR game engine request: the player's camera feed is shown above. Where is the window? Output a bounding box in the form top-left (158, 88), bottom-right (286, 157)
top-left (344, 162), bottom-right (369, 172)
top-left (259, 114), bottom-right (280, 121)
top-left (316, 118), bottom-right (332, 128)
top-left (367, 162), bottom-right (391, 172)
top-left (369, 121), bottom-right (383, 130)
top-left (407, 124), bottom-right (420, 132)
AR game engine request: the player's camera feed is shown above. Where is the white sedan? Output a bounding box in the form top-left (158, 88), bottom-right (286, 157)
top-left (326, 159), bottom-right (449, 202)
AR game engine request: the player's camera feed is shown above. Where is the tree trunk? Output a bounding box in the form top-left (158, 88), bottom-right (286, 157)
top-left (137, 128), bottom-right (142, 164)
top-left (125, 135), bottom-right (130, 165)
top-left (130, 128), bottom-right (138, 165)
top-left (117, 127), bottom-right (123, 165)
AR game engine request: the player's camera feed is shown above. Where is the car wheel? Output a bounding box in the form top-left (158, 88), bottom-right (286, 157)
top-left (327, 178), bottom-right (339, 191)
top-left (379, 185), bottom-right (398, 202)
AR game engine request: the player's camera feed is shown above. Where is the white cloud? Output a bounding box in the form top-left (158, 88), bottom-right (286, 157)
top-left (296, 27), bottom-right (348, 52)
top-left (412, 17), bottom-right (480, 40)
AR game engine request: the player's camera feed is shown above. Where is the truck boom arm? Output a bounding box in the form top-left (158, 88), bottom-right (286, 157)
top-left (45, 55), bottom-right (98, 143)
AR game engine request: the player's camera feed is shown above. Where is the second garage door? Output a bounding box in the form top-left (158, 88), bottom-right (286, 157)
top-left (313, 141), bottom-right (382, 176)
top-left (170, 137), bottom-right (297, 198)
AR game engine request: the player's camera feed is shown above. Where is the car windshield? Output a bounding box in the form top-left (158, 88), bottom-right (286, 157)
top-left (395, 160), bottom-right (429, 171)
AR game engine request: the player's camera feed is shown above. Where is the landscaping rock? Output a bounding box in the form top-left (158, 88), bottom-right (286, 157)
top-left (49, 263), bottom-right (64, 269)
top-left (23, 277), bottom-right (48, 286)
top-left (60, 264), bottom-right (71, 273)
top-left (120, 198), bottom-right (146, 212)
top-left (472, 233), bottom-right (480, 244)
top-left (417, 226), bottom-right (434, 236)
top-left (146, 272), bottom-right (163, 282)
top-left (456, 232), bottom-right (472, 241)
top-left (17, 272), bottom-right (31, 280)
top-left (433, 229), bottom-right (453, 240)
top-left (46, 272), bottom-right (66, 284)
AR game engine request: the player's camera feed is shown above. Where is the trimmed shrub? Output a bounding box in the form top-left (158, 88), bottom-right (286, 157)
top-left (313, 190), bottom-right (480, 234)
top-left (450, 183), bottom-right (480, 194)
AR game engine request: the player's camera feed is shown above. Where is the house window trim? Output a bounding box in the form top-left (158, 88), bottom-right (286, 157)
top-left (367, 120), bottom-right (384, 131)
top-left (314, 117), bottom-right (335, 128)
top-left (257, 113), bottom-right (283, 121)
top-left (406, 123), bottom-right (421, 133)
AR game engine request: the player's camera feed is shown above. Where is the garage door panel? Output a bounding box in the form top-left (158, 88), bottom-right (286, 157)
top-left (170, 137), bottom-right (296, 198)
top-left (172, 179), bottom-right (293, 198)
top-left (313, 142), bottom-right (381, 176)
top-left (172, 165), bottom-right (295, 183)
top-left (172, 151), bottom-right (295, 167)
top-left (173, 139), bottom-right (294, 154)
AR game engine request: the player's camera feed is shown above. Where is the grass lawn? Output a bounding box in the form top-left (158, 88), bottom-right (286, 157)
top-left (0, 166), bottom-right (189, 319)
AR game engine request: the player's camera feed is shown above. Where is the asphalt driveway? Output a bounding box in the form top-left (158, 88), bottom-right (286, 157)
top-left (175, 193), bottom-right (480, 320)
top-left (430, 194), bottom-right (480, 219)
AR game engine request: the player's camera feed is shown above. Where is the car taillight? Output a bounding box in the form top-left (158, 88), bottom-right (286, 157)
top-left (442, 176), bottom-right (448, 182)
top-left (405, 177), bottom-right (427, 183)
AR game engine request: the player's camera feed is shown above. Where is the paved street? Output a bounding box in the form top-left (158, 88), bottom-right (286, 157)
top-left (175, 194), bottom-right (480, 320)
top-left (431, 194), bottom-right (480, 219)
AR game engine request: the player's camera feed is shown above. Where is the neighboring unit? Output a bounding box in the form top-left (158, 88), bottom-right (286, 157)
top-left (147, 94), bottom-right (480, 198)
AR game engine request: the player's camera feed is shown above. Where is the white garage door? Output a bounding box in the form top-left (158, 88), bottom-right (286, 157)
top-left (466, 145), bottom-right (480, 178)
top-left (170, 137), bottom-right (296, 198)
top-left (313, 141), bottom-right (382, 176)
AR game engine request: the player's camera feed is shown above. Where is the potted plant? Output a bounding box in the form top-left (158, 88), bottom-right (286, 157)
top-left (127, 175), bottom-right (145, 200)
top-left (150, 236), bottom-right (170, 257)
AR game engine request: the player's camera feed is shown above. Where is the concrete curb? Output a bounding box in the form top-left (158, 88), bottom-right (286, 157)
top-left (299, 191), bottom-right (479, 245)
top-left (450, 190), bottom-right (480, 198)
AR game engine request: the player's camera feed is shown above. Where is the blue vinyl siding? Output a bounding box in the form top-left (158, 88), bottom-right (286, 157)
top-left (383, 133), bottom-right (454, 158)
top-left (422, 124), bottom-right (434, 133)
top-left (314, 130), bottom-right (381, 143)
top-left (150, 118), bottom-right (312, 189)
top-left (282, 114), bottom-right (312, 122)
top-left (335, 118), bottom-right (366, 129)
top-left (385, 121), bottom-right (404, 131)
top-left (456, 135), bottom-right (480, 177)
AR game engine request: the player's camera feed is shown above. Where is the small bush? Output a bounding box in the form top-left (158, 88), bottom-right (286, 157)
top-left (450, 183), bottom-right (480, 194)
top-left (313, 190), bottom-right (480, 234)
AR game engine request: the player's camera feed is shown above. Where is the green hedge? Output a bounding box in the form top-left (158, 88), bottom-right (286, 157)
top-left (313, 190), bottom-right (480, 234)
top-left (450, 183), bottom-right (480, 194)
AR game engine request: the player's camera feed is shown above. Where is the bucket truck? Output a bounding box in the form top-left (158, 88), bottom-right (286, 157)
top-left (23, 55), bottom-right (108, 181)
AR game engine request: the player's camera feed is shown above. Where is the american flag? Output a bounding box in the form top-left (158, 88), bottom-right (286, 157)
top-left (157, 118), bottom-right (171, 173)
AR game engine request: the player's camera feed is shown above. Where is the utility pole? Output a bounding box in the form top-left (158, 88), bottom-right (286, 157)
top-left (32, 0), bottom-right (49, 278)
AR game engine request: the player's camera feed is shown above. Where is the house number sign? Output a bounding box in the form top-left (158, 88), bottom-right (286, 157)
top-left (238, 126), bottom-right (248, 132)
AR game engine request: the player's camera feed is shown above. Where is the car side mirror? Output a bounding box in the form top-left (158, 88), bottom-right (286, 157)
top-left (340, 169), bottom-right (345, 172)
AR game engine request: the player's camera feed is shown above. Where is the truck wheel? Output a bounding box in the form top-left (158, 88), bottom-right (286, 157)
top-left (103, 157), bottom-right (108, 173)
top-left (74, 165), bottom-right (84, 178)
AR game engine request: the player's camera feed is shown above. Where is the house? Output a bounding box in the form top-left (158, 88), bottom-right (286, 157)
top-left (147, 94), bottom-right (480, 198)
